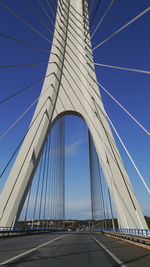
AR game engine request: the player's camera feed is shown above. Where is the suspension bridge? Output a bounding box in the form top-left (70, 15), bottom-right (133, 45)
top-left (0, 0), bottom-right (149, 266)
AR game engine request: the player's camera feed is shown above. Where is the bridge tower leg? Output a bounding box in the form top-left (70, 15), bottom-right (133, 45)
top-left (0, 0), bottom-right (148, 229)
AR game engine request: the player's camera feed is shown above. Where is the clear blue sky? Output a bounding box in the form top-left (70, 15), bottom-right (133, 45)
top-left (0, 0), bottom-right (149, 219)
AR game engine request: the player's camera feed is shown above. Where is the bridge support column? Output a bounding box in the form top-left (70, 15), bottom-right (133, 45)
top-left (0, 0), bottom-right (148, 229)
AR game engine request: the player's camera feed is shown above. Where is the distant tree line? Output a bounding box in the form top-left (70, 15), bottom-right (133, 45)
top-left (145, 216), bottom-right (150, 228)
top-left (18, 216), bottom-right (150, 229)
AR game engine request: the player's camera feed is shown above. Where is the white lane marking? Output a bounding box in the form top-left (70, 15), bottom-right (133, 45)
top-left (0, 234), bottom-right (69, 266)
top-left (90, 234), bottom-right (127, 267)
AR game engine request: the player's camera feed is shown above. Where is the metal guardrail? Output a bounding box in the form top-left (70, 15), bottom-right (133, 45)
top-left (92, 228), bottom-right (150, 237)
top-left (91, 229), bottom-right (150, 248)
top-left (114, 228), bottom-right (150, 237)
top-left (0, 227), bottom-right (65, 238)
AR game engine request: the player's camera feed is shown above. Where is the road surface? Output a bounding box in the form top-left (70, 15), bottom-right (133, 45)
top-left (0, 232), bottom-right (150, 266)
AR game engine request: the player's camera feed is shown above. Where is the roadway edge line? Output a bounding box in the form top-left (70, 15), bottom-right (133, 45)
top-left (90, 233), bottom-right (127, 267)
top-left (0, 233), bottom-right (70, 266)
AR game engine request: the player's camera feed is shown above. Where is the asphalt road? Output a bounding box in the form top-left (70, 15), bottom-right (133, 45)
top-left (0, 232), bottom-right (150, 266)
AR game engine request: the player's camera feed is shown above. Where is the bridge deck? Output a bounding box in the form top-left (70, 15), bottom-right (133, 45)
top-left (0, 232), bottom-right (150, 266)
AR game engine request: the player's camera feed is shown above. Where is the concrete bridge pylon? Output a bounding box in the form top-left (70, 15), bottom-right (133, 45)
top-left (0, 0), bottom-right (148, 229)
